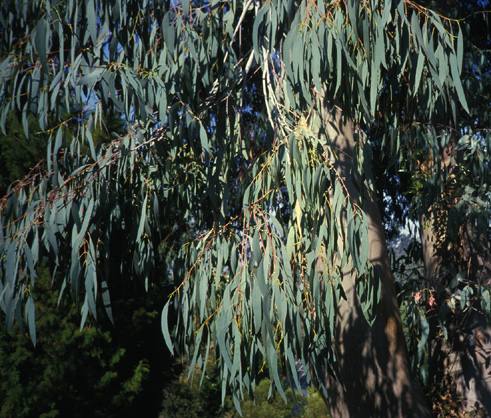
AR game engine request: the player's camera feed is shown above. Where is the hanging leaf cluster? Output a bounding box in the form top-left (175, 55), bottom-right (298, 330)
top-left (0, 0), bottom-right (472, 407)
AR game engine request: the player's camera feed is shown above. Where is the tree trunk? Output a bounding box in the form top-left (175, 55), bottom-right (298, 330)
top-left (420, 211), bottom-right (441, 280)
top-left (420, 206), bottom-right (491, 415)
top-left (314, 104), bottom-right (432, 417)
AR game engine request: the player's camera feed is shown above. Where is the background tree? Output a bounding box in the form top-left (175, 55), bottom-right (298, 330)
top-left (0, 1), bottom-right (489, 417)
top-left (375, 0), bottom-right (491, 414)
top-left (0, 110), bottom-right (178, 418)
top-left (0, 106), bottom-right (123, 196)
top-left (0, 269), bottom-right (171, 418)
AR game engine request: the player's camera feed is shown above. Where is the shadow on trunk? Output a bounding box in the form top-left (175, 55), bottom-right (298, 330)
top-left (311, 101), bottom-right (431, 417)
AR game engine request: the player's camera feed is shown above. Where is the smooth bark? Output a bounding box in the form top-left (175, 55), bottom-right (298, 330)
top-left (420, 208), bottom-right (491, 415)
top-left (315, 104), bottom-right (432, 418)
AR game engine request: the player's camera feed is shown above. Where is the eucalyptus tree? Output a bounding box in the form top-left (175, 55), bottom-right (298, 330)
top-left (389, 1), bottom-right (491, 413)
top-left (0, 0), bottom-right (488, 417)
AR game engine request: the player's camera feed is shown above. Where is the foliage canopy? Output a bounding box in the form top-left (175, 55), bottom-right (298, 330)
top-left (1, 0), bottom-right (489, 412)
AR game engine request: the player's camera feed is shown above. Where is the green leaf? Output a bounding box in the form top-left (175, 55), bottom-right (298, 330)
top-left (199, 122), bottom-right (210, 157)
top-left (456, 26), bottom-right (463, 73)
top-left (79, 198), bottom-right (95, 242)
top-left (79, 68), bottom-right (105, 86)
top-left (25, 296), bottom-right (36, 346)
top-left (35, 20), bottom-right (48, 73)
top-left (413, 52), bottom-right (425, 96)
top-left (161, 301), bottom-right (174, 355)
top-left (450, 53), bottom-right (469, 113)
top-left (136, 193), bottom-right (148, 242)
top-left (88, 0), bottom-right (97, 45)
top-left (417, 312), bottom-right (429, 354)
top-left (253, 4), bottom-right (269, 60)
top-left (370, 65), bottom-right (378, 116)
top-left (251, 227), bottom-right (261, 267)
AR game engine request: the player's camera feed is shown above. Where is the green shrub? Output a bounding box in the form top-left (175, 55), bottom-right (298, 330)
top-left (0, 269), bottom-right (169, 418)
